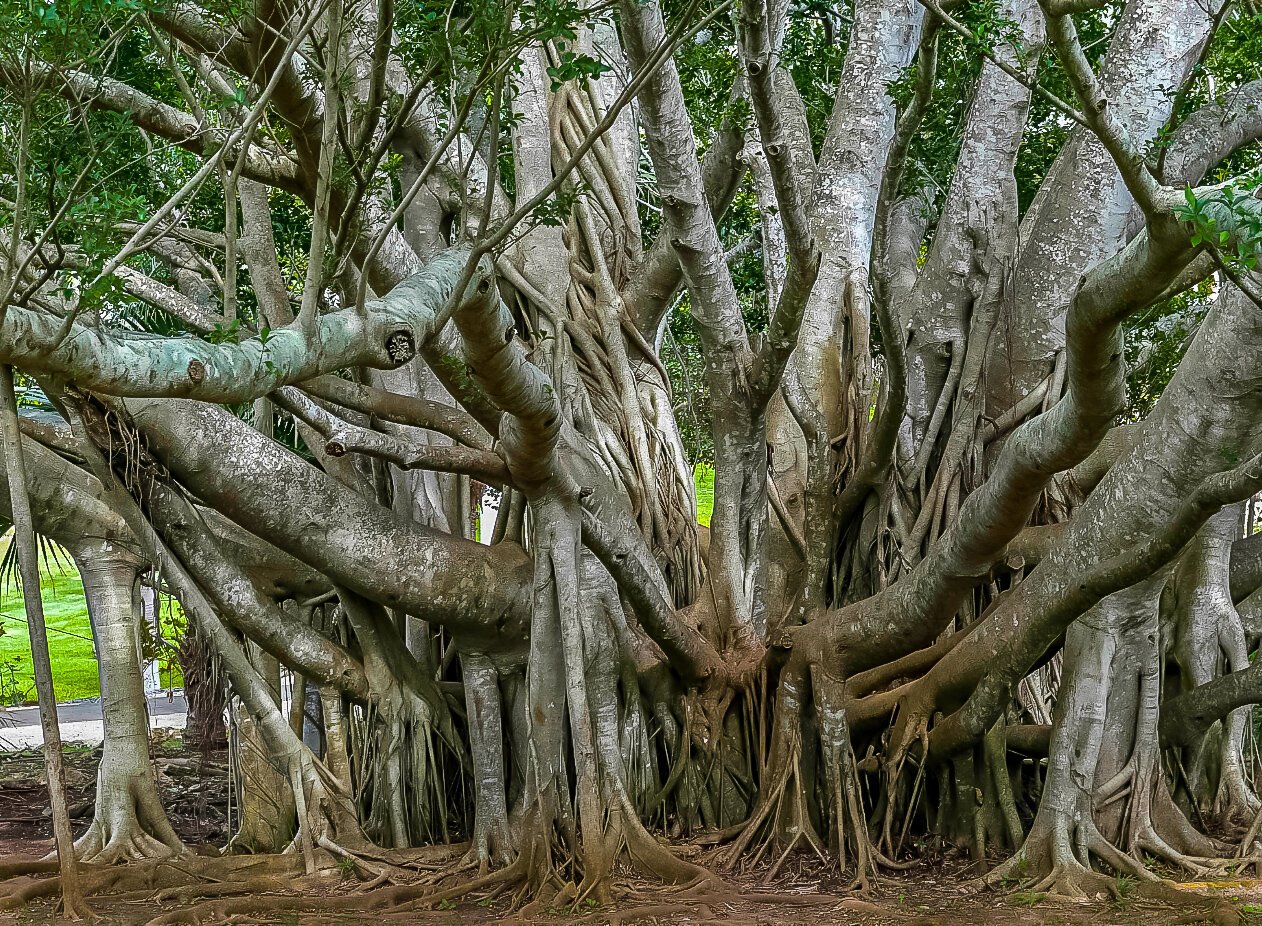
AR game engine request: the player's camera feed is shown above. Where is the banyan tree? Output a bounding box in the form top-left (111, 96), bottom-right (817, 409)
top-left (2, 0), bottom-right (1262, 916)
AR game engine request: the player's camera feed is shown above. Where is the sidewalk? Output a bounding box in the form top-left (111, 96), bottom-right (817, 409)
top-left (0, 692), bottom-right (188, 750)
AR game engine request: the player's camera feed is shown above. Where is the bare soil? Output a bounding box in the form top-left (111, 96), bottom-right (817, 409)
top-left (0, 730), bottom-right (230, 849)
top-left (0, 738), bottom-right (1253, 926)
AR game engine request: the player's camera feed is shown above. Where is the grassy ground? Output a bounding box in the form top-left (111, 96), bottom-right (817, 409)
top-left (694, 465), bottom-right (714, 527)
top-left (0, 533), bottom-right (184, 706)
top-left (0, 548), bottom-right (100, 706)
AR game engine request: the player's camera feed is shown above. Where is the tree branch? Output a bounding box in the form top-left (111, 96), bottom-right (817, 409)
top-left (300, 375), bottom-right (493, 449)
top-left (274, 386), bottom-right (510, 485)
top-left (0, 58), bottom-right (302, 193)
top-left (932, 449), bottom-right (1262, 759)
top-left (1039, 0), bottom-right (1164, 214)
top-left (1, 249), bottom-right (480, 402)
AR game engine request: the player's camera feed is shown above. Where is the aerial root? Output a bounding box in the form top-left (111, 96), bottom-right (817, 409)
top-left (721, 738), bottom-right (821, 879)
top-left (973, 811), bottom-right (1245, 925)
top-left (400, 855), bottom-right (530, 909)
top-left (760, 757), bottom-right (829, 884)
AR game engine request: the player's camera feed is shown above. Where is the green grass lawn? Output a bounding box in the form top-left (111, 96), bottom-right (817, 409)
top-left (0, 548), bottom-right (101, 705)
top-left (0, 533), bottom-right (184, 705)
top-left (694, 464), bottom-right (714, 527)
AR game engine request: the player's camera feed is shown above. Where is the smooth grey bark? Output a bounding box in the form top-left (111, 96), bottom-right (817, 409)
top-left (141, 478), bottom-right (373, 703)
top-left (9, 0), bottom-right (1262, 900)
top-left (773, 0), bottom-right (924, 611)
top-left (460, 652), bottom-right (513, 870)
top-left (123, 398), bottom-right (534, 651)
top-left (990, 584), bottom-right (1162, 895)
top-left (228, 644), bottom-right (296, 854)
top-left (1160, 79), bottom-right (1262, 186)
top-left (793, 182), bottom-right (1228, 683)
top-left (894, 0), bottom-right (1044, 579)
top-left (1170, 506), bottom-right (1259, 821)
top-left (0, 250), bottom-right (473, 402)
top-left (620, 0), bottom-right (809, 647)
top-left (993, 0), bottom-right (1224, 412)
top-left (899, 276), bottom-right (1262, 767)
top-left (70, 539), bottom-right (185, 862)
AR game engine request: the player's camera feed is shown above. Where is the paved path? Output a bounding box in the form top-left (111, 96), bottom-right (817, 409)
top-left (0, 693), bottom-right (187, 750)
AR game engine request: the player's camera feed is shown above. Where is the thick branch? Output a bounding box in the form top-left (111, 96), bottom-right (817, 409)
top-left (1039, 1), bottom-right (1163, 214)
top-left (1161, 78), bottom-right (1262, 186)
top-left (0, 58), bottom-right (300, 192)
top-left (579, 506), bottom-right (722, 684)
top-left (799, 190), bottom-right (1262, 674)
top-left (1162, 650), bottom-right (1262, 747)
top-left (452, 278), bottom-right (563, 490)
top-left (932, 451), bottom-right (1262, 759)
top-left (275, 386), bottom-right (510, 484)
top-left (619, 0), bottom-right (752, 381)
top-left (624, 117), bottom-right (745, 337)
top-left (300, 375), bottom-right (493, 449)
top-left (139, 474), bottom-right (373, 703)
top-left (125, 397), bottom-right (533, 649)
top-left (3, 249), bottom-right (477, 402)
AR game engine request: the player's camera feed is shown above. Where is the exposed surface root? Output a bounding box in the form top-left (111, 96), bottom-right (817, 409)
top-left (0, 865), bottom-right (126, 911)
top-left (74, 814), bottom-right (186, 865)
top-left (1133, 882), bottom-right (1243, 926)
top-left (980, 809), bottom-right (1155, 900)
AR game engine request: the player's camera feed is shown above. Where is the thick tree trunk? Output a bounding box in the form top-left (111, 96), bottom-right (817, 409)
top-left (227, 645), bottom-right (295, 854)
top-left (0, 366), bottom-right (88, 917)
top-left (70, 539), bottom-right (185, 862)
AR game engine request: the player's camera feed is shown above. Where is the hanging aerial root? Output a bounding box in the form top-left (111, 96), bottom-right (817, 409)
top-left (722, 667), bottom-right (809, 873)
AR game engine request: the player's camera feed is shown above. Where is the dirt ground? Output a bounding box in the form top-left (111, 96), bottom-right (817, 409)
top-left (0, 738), bottom-right (1255, 926)
top-left (0, 869), bottom-right (1246, 926)
top-left (0, 730), bottom-right (230, 851)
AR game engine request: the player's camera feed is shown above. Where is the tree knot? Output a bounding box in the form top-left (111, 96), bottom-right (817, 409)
top-left (187, 358), bottom-right (206, 384)
top-left (661, 191), bottom-right (700, 209)
top-left (385, 330), bottom-right (416, 364)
